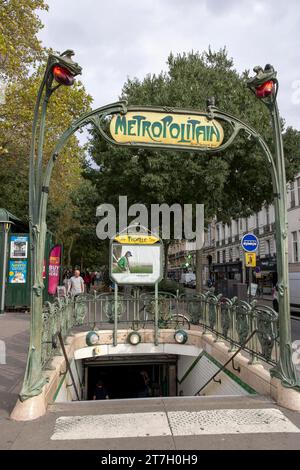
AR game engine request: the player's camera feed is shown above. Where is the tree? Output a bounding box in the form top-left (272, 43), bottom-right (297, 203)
top-left (83, 49), bottom-right (300, 277)
top-left (0, 65), bottom-right (92, 261)
top-left (0, 0), bottom-right (48, 81)
top-left (67, 179), bottom-right (108, 269)
top-left (0, 1), bottom-right (95, 266)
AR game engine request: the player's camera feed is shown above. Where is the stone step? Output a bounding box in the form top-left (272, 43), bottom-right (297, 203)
top-left (48, 395), bottom-right (300, 443)
top-left (49, 394), bottom-right (273, 416)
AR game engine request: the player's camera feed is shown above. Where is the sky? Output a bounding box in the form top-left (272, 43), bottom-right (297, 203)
top-left (38, 0), bottom-right (300, 131)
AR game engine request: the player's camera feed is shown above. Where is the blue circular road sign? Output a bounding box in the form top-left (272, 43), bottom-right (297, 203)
top-left (241, 233), bottom-right (259, 252)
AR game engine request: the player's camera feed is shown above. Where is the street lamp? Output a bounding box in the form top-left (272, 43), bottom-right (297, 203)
top-left (174, 330), bottom-right (188, 344)
top-left (52, 65), bottom-right (75, 86)
top-left (0, 213), bottom-right (13, 314)
top-left (19, 48), bottom-right (126, 403)
top-left (248, 64), bottom-right (278, 100)
top-left (20, 50), bottom-right (81, 402)
top-left (128, 331), bottom-right (141, 345)
top-left (248, 65), bottom-right (299, 389)
top-left (86, 331), bottom-right (99, 346)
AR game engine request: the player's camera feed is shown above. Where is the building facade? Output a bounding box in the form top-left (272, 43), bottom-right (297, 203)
top-left (168, 173), bottom-right (300, 292)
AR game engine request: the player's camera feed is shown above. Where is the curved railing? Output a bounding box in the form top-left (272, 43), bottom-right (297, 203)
top-left (179, 292), bottom-right (279, 365)
top-left (40, 290), bottom-right (279, 370)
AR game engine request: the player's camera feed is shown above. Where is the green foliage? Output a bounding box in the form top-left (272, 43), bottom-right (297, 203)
top-left (87, 49), bottom-right (300, 226)
top-left (158, 279), bottom-right (184, 295)
top-left (0, 0), bottom-right (48, 80)
top-left (0, 2), bottom-right (93, 267)
top-left (0, 69), bottom-right (92, 223)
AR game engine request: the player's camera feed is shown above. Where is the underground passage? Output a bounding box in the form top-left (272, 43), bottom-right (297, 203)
top-left (84, 354), bottom-right (178, 400)
top-left (55, 346), bottom-right (258, 403)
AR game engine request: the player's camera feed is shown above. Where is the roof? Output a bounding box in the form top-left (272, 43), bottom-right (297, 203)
top-left (0, 208), bottom-right (27, 231)
top-left (0, 208), bottom-right (22, 223)
top-left (0, 208), bottom-right (54, 236)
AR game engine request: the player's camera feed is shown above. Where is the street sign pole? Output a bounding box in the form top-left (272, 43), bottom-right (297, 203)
top-left (248, 266), bottom-right (253, 303)
top-left (242, 236), bottom-right (258, 303)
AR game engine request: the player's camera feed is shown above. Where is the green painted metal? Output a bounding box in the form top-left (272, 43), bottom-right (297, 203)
top-left (37, 291), bottom-right (279, 372)
top-left (154, 282), bottom-right (159, 346)
top-left (113, 283), bottom-right (118, 347)
top-left (247, 65), bottom-right (299, 388)
top-left (0, 211), bottom-right (54, 312)
top-left (20, 53), bottom-right (299, 402)
top-left (200, 351), bottom-right (257, 395)
top-left (20, 51), bottom-right (82, 401)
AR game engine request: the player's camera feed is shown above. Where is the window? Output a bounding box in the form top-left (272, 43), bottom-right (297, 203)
top-left (208, 225), bottom-right (212, 244)
top-left (222, 250), bottom-right (226, 263)
top-left (292, 231), bottom-right (299, 262)
top-left (290, 182), bottom-right (295, 208)
top-left (245, 218), bottom-right (249, 232)
top-left (217, 251), bottom-right (220, 263)
top-left (297, 177), bottom-right (300, 206)
top-left (216, 225), bottom-right (220, 242)
top-left (236, 246), bottom-right (240, 260)
top-left (229, 223), bottom-right (232, 240)
top-left (266, 205), bottom-right (270, 226)
top-left (240, 218), bottom-right (243, 230)
top-left (229, 248), bottom-right (233, 261)
top-left (265, 239), bottom-right (271, 256)
top-left (256, 213), bottom-right (259, 228)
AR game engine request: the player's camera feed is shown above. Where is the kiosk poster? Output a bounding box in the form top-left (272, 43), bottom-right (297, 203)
top-left (9, 260), bottom-right (27, 284)
top-left (10, 235), bottom-right (28, 259)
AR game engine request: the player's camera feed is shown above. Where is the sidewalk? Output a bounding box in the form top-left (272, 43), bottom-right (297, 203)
top-left (2, 395), bottom-right (300, 450)
top-left (0, 311), bottom-right (30, 418)
top-left (0, 310), bottom-right (299, 450)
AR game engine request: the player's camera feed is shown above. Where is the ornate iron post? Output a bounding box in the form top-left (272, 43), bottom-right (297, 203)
top-left (20, 51), bottom-right (82, 401)
top-left (248, 65), bottom-right (299, 388)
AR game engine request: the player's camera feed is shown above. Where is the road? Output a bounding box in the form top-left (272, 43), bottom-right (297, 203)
top-left (291, 315), bottom-right (300, 342)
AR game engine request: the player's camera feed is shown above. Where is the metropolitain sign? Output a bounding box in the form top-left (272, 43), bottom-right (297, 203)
top-left (110, 110), bottom-right (224, 149)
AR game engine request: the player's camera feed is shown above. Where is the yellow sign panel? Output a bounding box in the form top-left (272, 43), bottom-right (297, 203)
top-left (114, 234), bottom-right (160, 245)
top-left (110, 111), bottom-right (224, 149)
top-left (245, 253), bottom-right (256, 267)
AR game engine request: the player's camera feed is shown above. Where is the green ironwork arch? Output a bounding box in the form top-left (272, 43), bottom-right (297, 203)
top-left (20, 55), bottom-right (300, 403)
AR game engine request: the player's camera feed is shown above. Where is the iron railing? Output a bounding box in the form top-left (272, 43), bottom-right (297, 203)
top-left (41, 290), bottom-right (279, 370)
top-left (194, 329), bottom-right (258, 396)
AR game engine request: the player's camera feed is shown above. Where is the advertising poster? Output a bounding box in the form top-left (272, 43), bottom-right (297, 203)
top-left (48, 245), bottom-right (62, 295)
top-left (42, 259), bottom-right (46, 279)
top-left (10, 235), bottom-right (28, 259)
top-left (110, 239), bottom-right (162, 285)
top-left (9, 260), bottom-right (27, 284)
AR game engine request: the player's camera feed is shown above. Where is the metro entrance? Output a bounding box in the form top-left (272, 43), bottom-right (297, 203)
top-left (84, 354), bottom-right (177, 400)
top-left (14, 50), bottom-right (300, 422)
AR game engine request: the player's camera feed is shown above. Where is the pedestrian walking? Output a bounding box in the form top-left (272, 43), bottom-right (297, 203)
top-left (68, 269), bottom-right (84, 297)
top-left (93, 380), bottom-right (109, 400)
top-left (84, 271), bottom-right (92, 293)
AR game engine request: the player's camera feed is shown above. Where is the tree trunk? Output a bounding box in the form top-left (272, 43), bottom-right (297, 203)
top-left (163, 241), bottom-right (170, 279)
top-left (196, 248), bottom-right (203, 294)
top-left (67, 236), bottom-right (74, 267)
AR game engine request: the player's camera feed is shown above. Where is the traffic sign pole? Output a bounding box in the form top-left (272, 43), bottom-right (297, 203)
top-left (241, 234), bottom-right (259, 303)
